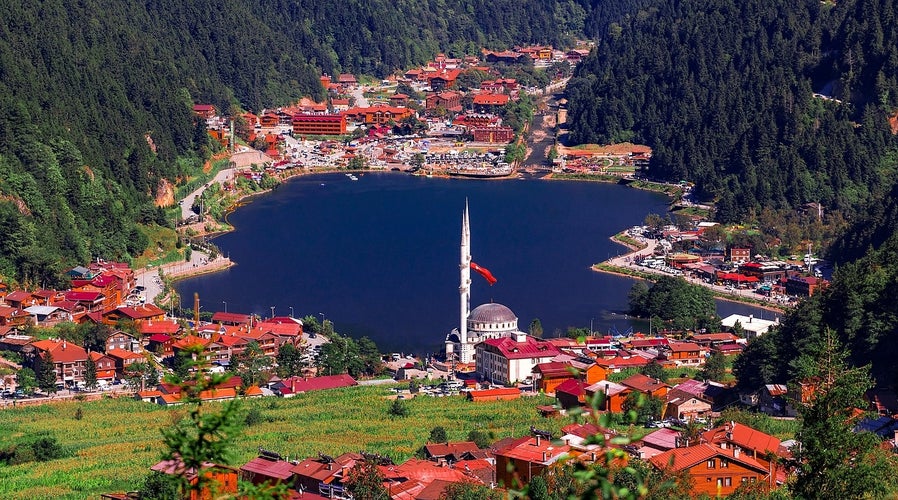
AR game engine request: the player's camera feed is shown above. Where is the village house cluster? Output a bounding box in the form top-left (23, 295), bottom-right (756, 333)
top-left (0, 261), bottom-right (315, 397)
top-left (193, 44), bottom-right (587, 179)
top-left (627, 223), bottom-right (829, 303)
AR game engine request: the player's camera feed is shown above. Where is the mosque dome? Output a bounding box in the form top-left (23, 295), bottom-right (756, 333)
top-left (467, 303), bottom-right (519, 335)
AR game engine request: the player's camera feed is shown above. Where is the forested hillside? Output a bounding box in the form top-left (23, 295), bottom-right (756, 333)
top-left (566, 0), bottom-right (898, 221)
top-left (735, 230), bottom-right (898, 391)
top-left (0, 0), bottom-right (592, 284)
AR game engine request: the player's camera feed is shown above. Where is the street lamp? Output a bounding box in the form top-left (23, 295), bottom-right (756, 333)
top-left (319, 312), bottom-right (325, 333)
top-left (289, 306), bottom-right (294, 318)
top-left (270, 306), bottom-right (276, 319)
top-left (223, 301), bottom-right (227, 313)
top-left (590, 317), bottom-right (594, 335)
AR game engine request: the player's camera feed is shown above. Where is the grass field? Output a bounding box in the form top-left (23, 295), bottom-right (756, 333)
top-left (0, 386), bottom-right (561, 499)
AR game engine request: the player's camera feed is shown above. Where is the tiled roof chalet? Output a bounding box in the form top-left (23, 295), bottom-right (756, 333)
top-left (30, 339), bottom-right (88, 363)
top-left (620, 373), bottom-right (670, 393)
top-left (649, 443), bottom-right (768, 473)
top-left (702, 422), bottom-right (782, 458)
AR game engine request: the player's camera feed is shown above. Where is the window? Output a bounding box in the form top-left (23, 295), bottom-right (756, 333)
top-left (716, 478), bottom-right (722, 488)
top-left (707, 459), bottom-right (716, 469)
top-left (724, 477), bottom-right (732, 487)
top-left (742, 477), bottom-right (748, 483)
top-left (721, 459), bottom-right (729, 468)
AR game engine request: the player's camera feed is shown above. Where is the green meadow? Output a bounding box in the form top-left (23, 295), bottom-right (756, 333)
top-left (0, 387), bottom-right (561, 499)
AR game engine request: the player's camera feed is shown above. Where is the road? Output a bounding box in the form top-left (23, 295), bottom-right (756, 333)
top-left (603, 237), bottom-right (790, 311)
top-left (180, 164), bottom-right (241, 220)
top-left (351, 85), bottom-right (369, 108)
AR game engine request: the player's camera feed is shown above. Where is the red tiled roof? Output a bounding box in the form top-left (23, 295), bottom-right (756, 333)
top-left (30, 339), bottom-right (88, 363)
top-left (113, 304), bottom-right (165, 319)
top-left (241, 456), bottom-right (295, 480)
top-left (640, 428), bottom-right (681, 450)
top-left (702, 423), bottom-right (782, 458)
top-left (649, 443), bottom-right (767, 473)
top-left (424, 442), bottom-right (480, 458)
top-left (147, 334), bottom-right (172, 343)
top-left (65, 290), bottom-right (103, 302)
top-left (472, 93), bottom-right (510, 106)
top-left (533, 361), bottom-right (573, 378)
top-left (279, 374), bottom-right (357, 393)
top-left (211, 312), bottom-right (252, 324)
top-left (106, 348), bottom-right (145, 361)
top-left (466, 388), bottom-right (520, 400)
top-left (140, 320), bottom-right (181, 335)
top-left (555, 379), bottom-right (586, 397)
top-left (480, 336), bottom-right (560, 360)
top-left (620, 373), bottom-right (670, 393)
top-left (690, 333), bottom-right (739, 343)
top-left (594, 355), bottom-right (650, 369)
top-left (495, 436), bottom-right (570, 465)
top-left (5, 290), bottom-right (32, 302)
top-left (667, 341), bottom-right (702, 353)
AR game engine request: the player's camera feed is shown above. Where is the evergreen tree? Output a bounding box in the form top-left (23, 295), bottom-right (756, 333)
top-left (791, 330), bottom-right (898, 498)
top-left (428, 426), bottom-right (447, 443)
top-left (344, 460), bottom-right (389, 500)
top-left (37, 352), bottom-right (58, 394)
top-left (700, 351), bottom-right (727, 382)
top-left (83, 354), bottom-right (98, 392)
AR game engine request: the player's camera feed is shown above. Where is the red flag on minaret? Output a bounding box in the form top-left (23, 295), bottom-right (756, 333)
top-left (470, 262), bottom-right (497, 286)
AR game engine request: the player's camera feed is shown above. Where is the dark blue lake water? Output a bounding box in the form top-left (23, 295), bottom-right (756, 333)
top-left (176, 172), bottom-right (775, 354)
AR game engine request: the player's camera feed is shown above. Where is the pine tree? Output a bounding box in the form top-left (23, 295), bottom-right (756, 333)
top-left (791, 330), bottom-right (898, 498)
top-left (37, 351), bottom-right (58, 394)
top-left (83, 354), bottom-right (98, 391)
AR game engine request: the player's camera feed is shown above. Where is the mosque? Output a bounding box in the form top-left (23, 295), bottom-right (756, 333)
top-left (444, 201), bottom-right (526, 365)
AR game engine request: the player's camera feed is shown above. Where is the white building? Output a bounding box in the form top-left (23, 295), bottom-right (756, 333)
top-left (720, 314), bottom-right (778, 340)
top-left (475, 331), bottom-right (560, 385)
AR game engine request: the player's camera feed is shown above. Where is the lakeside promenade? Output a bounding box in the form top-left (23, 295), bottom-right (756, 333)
top-left (595, 233), bottom-right (788, 314)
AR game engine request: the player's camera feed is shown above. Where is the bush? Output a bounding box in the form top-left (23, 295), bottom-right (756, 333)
top-left (0, 435), bottom-right (68, 465)
top-left (389, 399), bottom-right (409, 418)
top-left (245, 408), bottom-right (263, 426)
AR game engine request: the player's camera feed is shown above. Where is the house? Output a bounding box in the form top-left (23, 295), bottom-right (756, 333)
top-left (466, 387), bottom-right (521, 402)
top-left (337, 73), bottom-right (357, 85)
top-left (554, 379), bottom-right (587, 409)
top-left (472, 92), bottom-right (510, 113)
top-left (291, 451), bottom-right (363, 496)
top-left (90, 351), bottom-right (117, 384)
top-left (428, 69), bottom-right (460, 91)
top-left (150, 457), bottom-right (239, 500)
top-left (389, 93), bottom-right (409, 106)
top-left (193, 104), bottom-right (217, 119)
top-left (63, 290), bottom-right (105, 313)
top-left (532, 361), bottom-right (575, 393)
top-left (106, 330), bottom-right (141, 353)
top-left (649, 443), bottom-right (773, 497)
top-left (425, 91), bottom-right (463, 114)
top-left (240, 452), bottom-right (296, 486)
top-left (106, 349), bottom-right (146, 379)
top-left (24, 305), bottom-right (70, 325)
top-left (619, 373), bottom-right (670, 399)
top-left (689, 332), bottom-right (740, 348)
top-left (729, 247), bottom-right (751, 263)
top-left (663, 341), bottom-right (706, 367)
top-left (103, 304), bottom-right (166, 326)
top-left (784, 275), bottom-right (825, 297)
top-left (0, 305), bottom-right (28, 327)
top-left (720, 314), bottom-right (778, 339)
top-left (585, 380), bottom-right (630, 413)
top-left (636, 428), bottom-right (681, 459)
top-left (274, 374), bottom-right (357, 397)
top-left (472, 126), bottom-right (514, 143)
top-left (702, 421), bottom-right (790, 475)
top-left (494, 432), bottom-right (571, 489)
top-left (474, 332), bottom-right (560, 385)
top-left (29, 339), bottom-right (89, 387)
top-left (210, 312), bottom-right (252, 326)
top-left (663, 388), bottom-right (712, 421)
top-left (342, 105), bottom-right (413, 125)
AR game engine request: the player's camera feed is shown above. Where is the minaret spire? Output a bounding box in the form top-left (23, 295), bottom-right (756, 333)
top-left (459, 199), bottom-right (472, 362)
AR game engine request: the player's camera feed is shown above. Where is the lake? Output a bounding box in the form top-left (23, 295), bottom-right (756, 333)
top-left (176, 172), bottom-right (775, 354)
